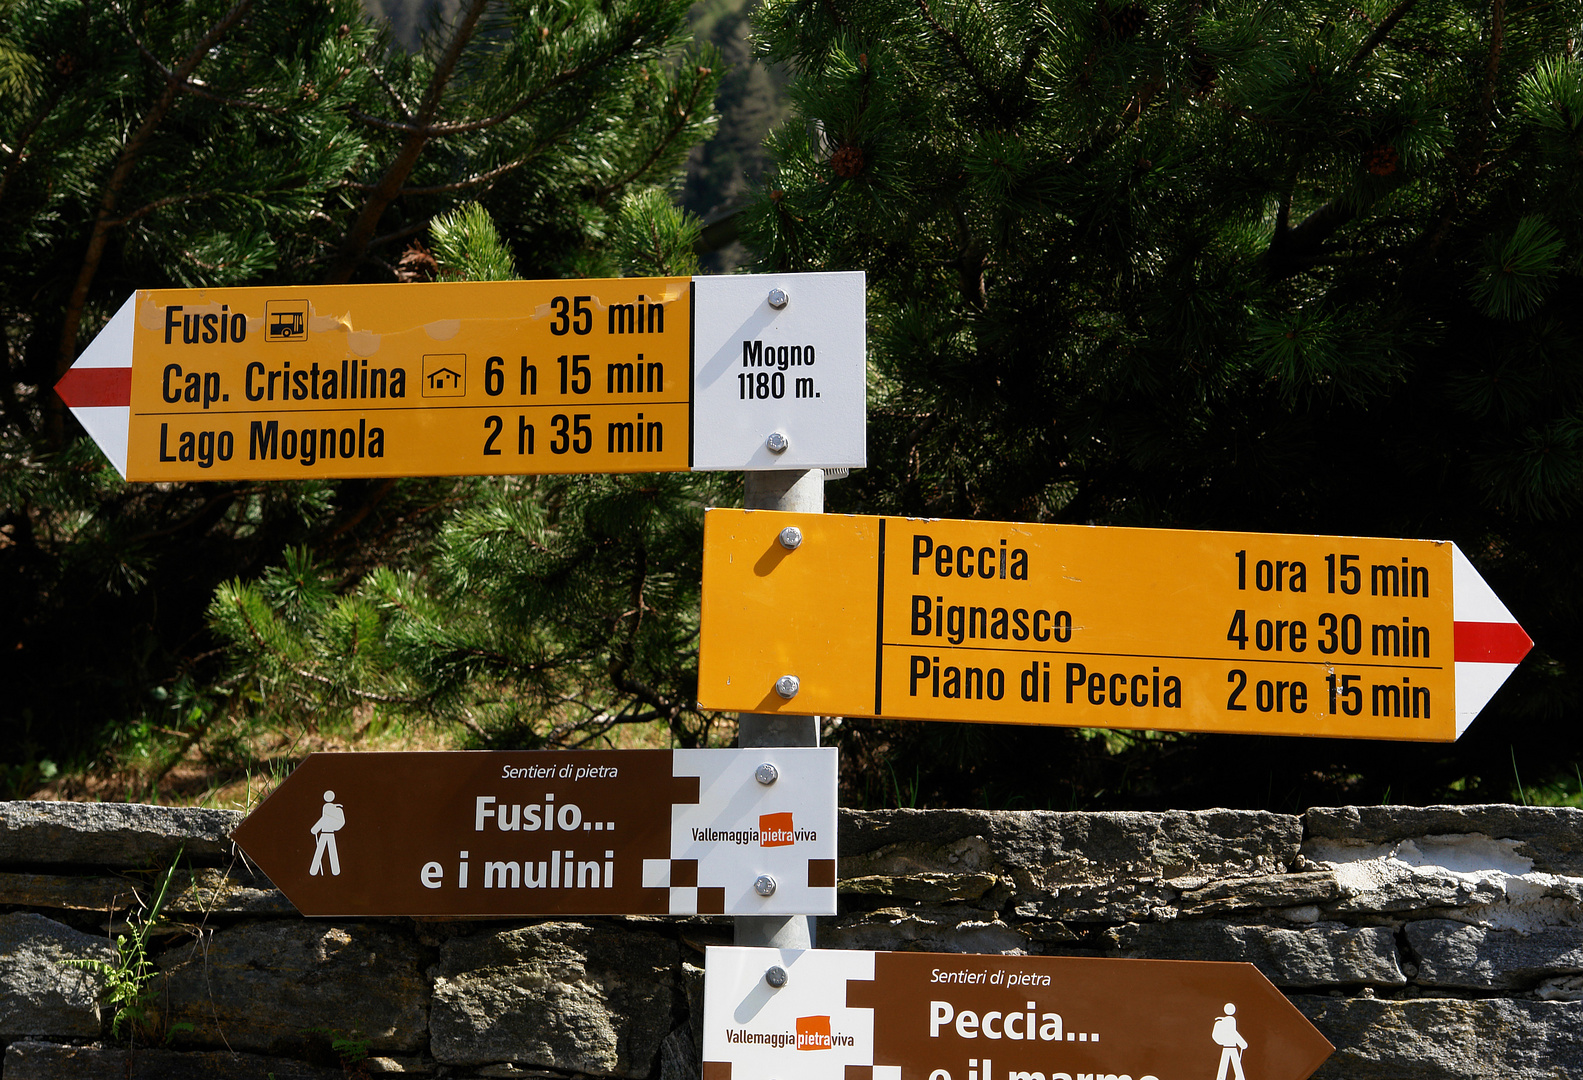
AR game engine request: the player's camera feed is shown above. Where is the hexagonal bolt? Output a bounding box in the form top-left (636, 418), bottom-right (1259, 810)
top-left (778, 525), bottom-right (802, 550)
top-left (766, 430), bottom-right (790, 454)
top-left (765, 965), bottom-right (789, 989)
top-left (775, 674), bottom-right (800, 699)
top-left (767, 288), bottom-right (789, 309)
top-left (755, 762), bottom-right (780, 786)
top-left (754, 874), bottom-right (778, 897)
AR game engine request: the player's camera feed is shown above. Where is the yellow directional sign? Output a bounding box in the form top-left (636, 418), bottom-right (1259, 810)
top-left (697, 510), bottom-right (1533, 741)
top-left (61, 279), bottom-right (691, 481)
top-left (58, 273), bottom-right (869, 481)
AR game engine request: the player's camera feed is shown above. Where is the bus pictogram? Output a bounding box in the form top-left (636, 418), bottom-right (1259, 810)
top-left (266, 300), bottom-right (309, 341)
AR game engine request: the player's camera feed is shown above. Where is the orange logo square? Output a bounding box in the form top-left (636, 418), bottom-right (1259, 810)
top-left (759, 811), bottom-right (794, 847)
top-left (795, 1015), bottom-right (831, 1051)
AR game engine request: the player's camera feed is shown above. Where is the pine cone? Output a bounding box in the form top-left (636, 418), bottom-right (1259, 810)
top-left (1366, 145), bottom-right (1399, 176)
top-left (830, 143), bottom-right (865, 179)
top-left (396, 241), bottom-right (439, 283)
top-left (1111, 3), bottom-right (1147, 39)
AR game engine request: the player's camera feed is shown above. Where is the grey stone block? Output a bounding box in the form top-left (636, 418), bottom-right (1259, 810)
top-left (1305, 805), bottom-right (1583, 876)
top-left (1406, 919), bottom-right (1583, 989)
top-left (0, 871), bottom-right (138, 913)
top-left (0, 912), bottom-right (114, 1039)
top-left (822, 906), bottom-right (1032, 953)
top-left (160, 867), bottom-right (295, 917)
top-left (1109, 920), bottom-right (1405, 988)
top-left (1179, 871), bottom-right (1349, 914)
top-left (2, 1040), bottom-right (352, 1079)
top-left (428, 921), bottom-right (680, 1075)
top-left (152, 921), bottom-right (428, 1055)
top-left (0, 867), bottom-right (291, 917)
top-left (1319, 861), bottom-right (1510, 914)
top-left (683, 960), bottom-right (706, 1063)
top-left (1538, 974), bottom-right (1583, 1000)
top-left (841, 808), bottom-right (1301, 920)
top-left (1297, 996), bottom-right (1583, 1079)
top-left (658, 1025), bottom-right (698, 1080)
top-left (0, 802), bottom-right (241, 866)
top-left (840, 870), bottom-right (999, 903)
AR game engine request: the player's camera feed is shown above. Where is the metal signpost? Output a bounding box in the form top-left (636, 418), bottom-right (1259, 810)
top-left (230, 749), bottom-right (838, 919)
top-left (734, 467), bottom-right (826, 953)
top-left (53, 273), bottom-right (866, 480)
top-left (697, 509), bottom-right (1532, 741)
top-left (702, 946), bottom-right (1334, 1080)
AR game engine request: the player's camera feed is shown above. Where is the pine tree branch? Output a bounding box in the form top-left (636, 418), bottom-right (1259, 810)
top-left (103, 190), bottom-right (222, 228)
top-left (116, 10), bottom-right (288, 117)
top-left (0, 319), bottom-right (34, 439)
top-left (332, 9), bottom-right (674, 279)
top-left (51, 0), bottom-right (255, 446)
top-left (540, 698), bottom-right (608, 745)
top-left (915, 0), bottom-right (1010, 126)
top-left (0, 79), bottom-right (65, 208)
top-left (1266, 152), bottom-right (1302, 263)
top-left (953, 204), bottom-right (988, 310)
top-left (368, 218), bottom-right (432, 251)
top-left (321, 479), bottom-right (398, 544)
top-left (363, 47), bottom-right (417, 122)
top-left (323, 0), bottom-right (490, 284)
top-left (1068, 76), bottom-right (1163, 170)
top-left (1408, 0), bottom-right (1508, 263)
top-left (569, 711), bottom-right (654, 747)
top-left (306, 217), bottom-right (434, 267)
top-left (289, 665), bottom-right (422, 706)
top-left (609, 664), bottom-right (679, 721)
top-left (1264, 151), bottom-right (1423, 278)
top-left (541, 696), bottom-right (669, 747)
top-left (348, 34), bottom-right (654, 139)
top-left (1345, 0), bottom-right (1421, 71)
top-left (1479, 0), bottom-right (1505, 138)
top-left (1270, 198), bottom-right (1361, 272)
top-left (1015, 35), bottom-right (1043, 92)
top-left (340, 153), bottom-right (537, 197)
top-left (123, 489), bottom-right (242, 545)
top-left (593, 74), bottom-right (710, 201)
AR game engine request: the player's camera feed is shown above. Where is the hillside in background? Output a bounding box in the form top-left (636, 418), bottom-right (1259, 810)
top-left (360, 0), bottom-right (463, 49)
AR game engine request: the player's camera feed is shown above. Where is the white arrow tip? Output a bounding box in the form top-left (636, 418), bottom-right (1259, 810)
top-left (58, 295), bottom-right (136, 479)
top-left (1453, 544), bottom-right (1533, 738)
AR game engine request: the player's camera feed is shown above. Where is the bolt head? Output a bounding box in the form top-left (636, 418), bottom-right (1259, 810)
top-left (767, 288), bottom-right (789, 309)
top-left (755, 762), bottom-right (780, 785)
top-left (765, 965), bottom-right (788, 988)
top-left (778, 525), bottom-right (802, 550)
top-left (774, 674), bottom-right (799, 699)
top-left (766, 430), bottom-right (790, 454)
top-left (754, 874), bottom-right (778, 897)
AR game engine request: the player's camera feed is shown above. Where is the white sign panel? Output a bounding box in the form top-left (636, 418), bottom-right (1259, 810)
top-left (645, 747), bottom-right (839, 915)
top-left (692, 271), bottom-right (867, 470)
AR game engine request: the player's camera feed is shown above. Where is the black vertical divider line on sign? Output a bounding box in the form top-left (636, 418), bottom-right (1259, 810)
top-left (687, 280), bottom-right (696, 468)
top-left (874, 517), bottom-right (887, 716)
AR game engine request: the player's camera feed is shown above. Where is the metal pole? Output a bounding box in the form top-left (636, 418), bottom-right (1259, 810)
top-left (733, 468), bottom-right (823, 949)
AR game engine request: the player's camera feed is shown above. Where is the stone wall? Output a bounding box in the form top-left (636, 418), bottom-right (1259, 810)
top-left (2, 800), bottom-right (1580, 1078)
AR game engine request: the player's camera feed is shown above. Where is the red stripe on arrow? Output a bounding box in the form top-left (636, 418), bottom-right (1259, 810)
top-left (55, 366), bottom-right (132, 408)
top-left (1454, 621), bottom-right (1533, 664)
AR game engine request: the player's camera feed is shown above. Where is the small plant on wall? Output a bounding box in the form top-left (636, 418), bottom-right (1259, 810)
top-left (63, 852), bottom-right (184, 1043)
